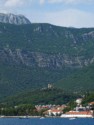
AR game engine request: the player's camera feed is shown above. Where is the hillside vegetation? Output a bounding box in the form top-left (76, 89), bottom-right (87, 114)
top-left (0, 22), bottom-right (94, 99)
top-left (0, 88), bottom-right (79, 106)
top-left (55, 64), bottom-right (94, 92)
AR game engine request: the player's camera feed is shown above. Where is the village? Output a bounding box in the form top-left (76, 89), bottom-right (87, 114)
top-left (35, 98), bottom-right (94, 118)
top-left (0, 84), bottom-right (94, 118)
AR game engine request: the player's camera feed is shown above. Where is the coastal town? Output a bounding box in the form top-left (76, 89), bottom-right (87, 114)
top-left (35, 98), bottom-right (94, 118)
top-left (0, 97), bottom-right (94, 118)
top-left (0, 84), bottom-right (94, 118)
top-left (33, 84), bottom-right (94, 118)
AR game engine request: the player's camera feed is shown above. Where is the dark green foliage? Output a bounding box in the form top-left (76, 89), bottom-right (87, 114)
top-left (0, 104), bottom-right (37, 116)
top-left (82, 92), bottom-right (94, 105)
top-left (63, 101), bottom-right (76, 113)
top-left (0, 88), bottom-right (78, 106)
top-left (55, 64), bottom-right (94, 92)
top-left (0, 62), bottom-right (74, 99)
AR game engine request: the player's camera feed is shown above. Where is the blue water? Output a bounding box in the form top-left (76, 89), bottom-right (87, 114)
top-left (0, 118), bottom-right (94, 125)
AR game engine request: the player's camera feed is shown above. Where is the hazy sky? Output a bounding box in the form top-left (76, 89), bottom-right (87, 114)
top-left (0, 0), bottom-right (94, 28)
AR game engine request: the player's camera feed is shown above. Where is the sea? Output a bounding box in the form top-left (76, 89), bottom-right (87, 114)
top-left (0, 118), bottom-right (94, 125)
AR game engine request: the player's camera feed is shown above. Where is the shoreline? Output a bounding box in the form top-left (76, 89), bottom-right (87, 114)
top-left (0, 116), bottom-right (93, 118)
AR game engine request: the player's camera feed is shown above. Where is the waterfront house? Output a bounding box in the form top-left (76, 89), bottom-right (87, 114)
top-left (61, 111), bottom-right (92, 118)
top-left (44, 109), bottom-right (63, 116)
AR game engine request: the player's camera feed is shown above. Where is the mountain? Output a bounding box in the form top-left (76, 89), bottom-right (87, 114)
top-left (0, 13), bottom-right (31, 25)
top-left (0, 20), bottom-right (94, 98)
top-left (0, 23), bottom-right (94, 68)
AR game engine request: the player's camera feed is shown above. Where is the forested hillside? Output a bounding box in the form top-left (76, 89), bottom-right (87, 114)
top-left (55, 64), bottom-right (94, 92)
top-left (0, 22), bottom-right (94, 98)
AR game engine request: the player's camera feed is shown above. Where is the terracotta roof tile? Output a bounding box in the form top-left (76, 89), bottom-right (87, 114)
top-left (89, 102), bottom-right (94, 105)
top-left (66, 111), bottom-right (92, 115)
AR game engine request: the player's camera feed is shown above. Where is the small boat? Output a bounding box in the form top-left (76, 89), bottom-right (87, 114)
top-left (40, 117), bottom-right (45, 119)
top-left (69, 117), bottom-right (76, 120)
top-left (19, 116), bottom-right (29, 119)
top-left (0, 115), bottom-right (5, 118)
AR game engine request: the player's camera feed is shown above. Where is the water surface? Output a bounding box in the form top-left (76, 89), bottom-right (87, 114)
top-left (0, 118), bottom-right (94, 125)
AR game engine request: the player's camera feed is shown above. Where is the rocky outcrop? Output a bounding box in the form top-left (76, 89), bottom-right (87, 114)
top-left (1, 48), bottom-right (94, 69)
top-left (0, 23), bottom-right (94, 69)
top-left (0, 13), bottom-right (31, 25)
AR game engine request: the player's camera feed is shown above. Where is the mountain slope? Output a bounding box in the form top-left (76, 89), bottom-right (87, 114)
top-left (55, 64), bottom-right (94, 92)
top-left (0, 22), bottom-right (94, 98)
top-left (0, 63), bottom-right (72, 98)
top-left (0, 23), bottom-right (94, 68)
top-left (0, 88), bottom-right (79, 106)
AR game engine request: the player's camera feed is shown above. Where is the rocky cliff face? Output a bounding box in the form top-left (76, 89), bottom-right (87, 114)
top-left (1, 48), bottom-right (94, 69)
top-left (0, 13), bottom-right (31, 25)
top-left (0, 22), bottom-right (94, 70)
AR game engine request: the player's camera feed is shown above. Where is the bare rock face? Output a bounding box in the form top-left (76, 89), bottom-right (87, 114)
top-left (0, 13), bottom-right (31, 25)
top-left (1, 48), bottom-right (94, 69)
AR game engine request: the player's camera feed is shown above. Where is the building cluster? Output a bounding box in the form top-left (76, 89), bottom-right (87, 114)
top-left (61, 99), bottom-right (94, 118)
top-left (35, 98), bottom-right (94, 118)
top-left (35, 104), bottom-right (67, 116)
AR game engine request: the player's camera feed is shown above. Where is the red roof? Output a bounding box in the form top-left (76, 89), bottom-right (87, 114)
top-left (66, 111), bottom-right (92, 115)
top-left (89, 102), bottom-right (94, 105)
top-left (50, 109), bottom-right (62, 113)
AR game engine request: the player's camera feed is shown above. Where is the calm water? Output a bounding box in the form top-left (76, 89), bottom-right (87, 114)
top-left (0, 118), bottom-right (94, 125)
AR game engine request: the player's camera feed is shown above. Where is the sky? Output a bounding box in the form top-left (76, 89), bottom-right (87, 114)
top-left (0, 0), bottom-right (94, 28)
